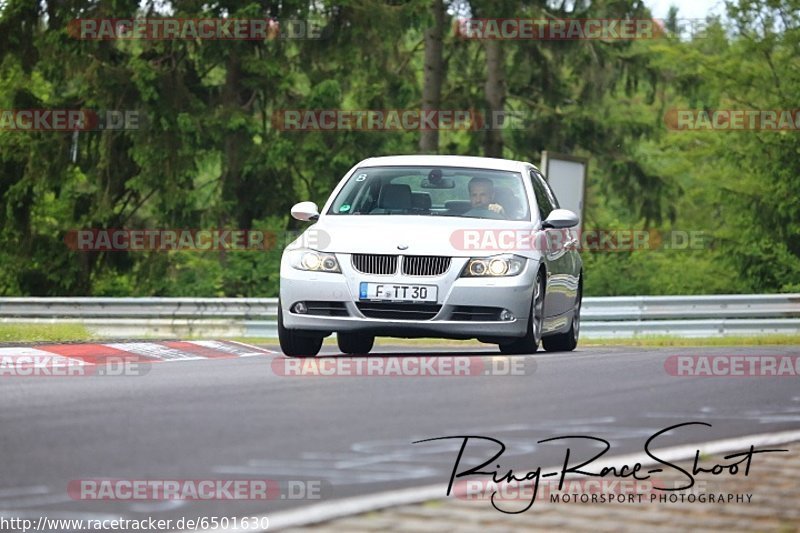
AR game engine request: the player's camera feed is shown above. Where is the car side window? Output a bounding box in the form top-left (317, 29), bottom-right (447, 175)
top-left (533, 170), bottom-right (560, 211)
top-left (529, 169), bottom-right (555, 220)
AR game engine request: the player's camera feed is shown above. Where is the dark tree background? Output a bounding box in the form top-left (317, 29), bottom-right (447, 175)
top-left (0, 0), bottom-right (797, 296)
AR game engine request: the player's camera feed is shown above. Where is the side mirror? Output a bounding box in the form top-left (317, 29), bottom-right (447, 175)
top-left (291, 201), bottom-right (320, 221)
top-left (542, 208), bottom-right (579, 229)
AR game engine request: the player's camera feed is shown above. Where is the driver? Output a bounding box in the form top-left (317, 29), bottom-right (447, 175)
top-left (468, 177), bottom-right (505, 215)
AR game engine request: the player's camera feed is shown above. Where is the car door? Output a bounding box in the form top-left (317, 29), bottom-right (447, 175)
top-left (529, 169), bottom-right (574, 318)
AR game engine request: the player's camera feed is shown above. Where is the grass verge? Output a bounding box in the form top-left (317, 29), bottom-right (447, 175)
top-left (0, 323), bottom-right (92, 343)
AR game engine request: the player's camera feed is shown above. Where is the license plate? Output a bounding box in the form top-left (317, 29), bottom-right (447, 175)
top-left (359, 282), bottom-right (438, 302)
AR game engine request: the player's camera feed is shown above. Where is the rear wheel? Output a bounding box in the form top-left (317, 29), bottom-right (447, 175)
top-left (543, 278), bottom-right (582, 352)
top-left (278, 302), bottom-right (323, 357)
top-left (337, 332), bottom-right (375, 355)
top-left (499, 270), bottom-right (544, 355)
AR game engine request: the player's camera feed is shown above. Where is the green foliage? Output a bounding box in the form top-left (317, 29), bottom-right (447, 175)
top-left (0, 0), bottom-right (797, 297)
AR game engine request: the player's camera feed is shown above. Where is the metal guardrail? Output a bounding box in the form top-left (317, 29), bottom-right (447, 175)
top-left (581, 294), bottom-right (800, 338)
top-left (0, 297), bottom-right (280, 338)
top-left (0, 294), bottom-right (798, 339)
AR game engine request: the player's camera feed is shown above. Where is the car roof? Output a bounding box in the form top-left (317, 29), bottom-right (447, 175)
top-left (356, 155), bottom-right (535, 173)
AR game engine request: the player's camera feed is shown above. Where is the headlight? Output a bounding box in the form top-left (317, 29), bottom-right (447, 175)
top-left (288, 249), bottom-right (341, 273)
top-left (461, 254), bottom-right (525, 277)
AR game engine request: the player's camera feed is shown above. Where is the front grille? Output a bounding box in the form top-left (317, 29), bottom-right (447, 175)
top-left (450, 306), bottom-right (503, 321)
top-left (356, 302), bottom-right (442, 320)
top-left (302, 301), bottom-right (349, 317)
top-left (352, 254), bottom-right (398, 275)
top-left (352, 254), bottom-right (451, 276)
top-left (401, 255), bottom-right (451, 276)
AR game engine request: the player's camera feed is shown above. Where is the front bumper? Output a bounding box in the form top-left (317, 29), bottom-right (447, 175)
top-left (279, 255), bottom-right (536, 339)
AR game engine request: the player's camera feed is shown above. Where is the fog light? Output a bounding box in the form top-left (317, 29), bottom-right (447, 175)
top-left (500, 309), bottom-right (514, 321)
top-left (293, 302), bottom-right (308, 314)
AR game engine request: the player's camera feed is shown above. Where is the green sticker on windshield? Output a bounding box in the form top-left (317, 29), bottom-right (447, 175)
top-left (339, 204), bottom-right (351, 212)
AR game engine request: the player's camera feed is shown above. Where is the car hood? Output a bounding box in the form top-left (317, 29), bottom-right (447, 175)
top-left (298, 215), bottom-right (535, 257)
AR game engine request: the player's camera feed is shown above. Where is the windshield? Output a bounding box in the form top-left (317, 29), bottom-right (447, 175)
top-left (326, 166), bottom-right (529, 221)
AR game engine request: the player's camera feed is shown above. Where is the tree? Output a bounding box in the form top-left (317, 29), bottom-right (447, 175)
top-left (420, 0), bottom-right (446, 153)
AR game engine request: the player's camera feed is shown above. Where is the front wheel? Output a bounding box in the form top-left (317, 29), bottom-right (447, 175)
top-left (499, 270), bottom-right (545, 355)
top-left (278, 302), bottom-right (323, 357)
top-left (542, 278), bottom-right (581, 352)
top-left (337, 332), bottom-right (375, 355)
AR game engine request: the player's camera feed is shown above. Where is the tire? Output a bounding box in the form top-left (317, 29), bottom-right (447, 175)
top-left (337, 332), bottom-right (375, 355)
top-left (499, 270), bottom-right (545, 355)
top-left (543, 278), bottom-right (582, 352)
top-left (278, 302), bottom-right (323, 357)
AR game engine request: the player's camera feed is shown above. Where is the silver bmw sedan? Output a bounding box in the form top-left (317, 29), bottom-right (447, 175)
top-left (279, 155), bottom-right (582, 357)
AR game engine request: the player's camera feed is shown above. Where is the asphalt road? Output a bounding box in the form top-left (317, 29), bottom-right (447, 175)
top-left (1, 344), bottom-right (799, 529)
